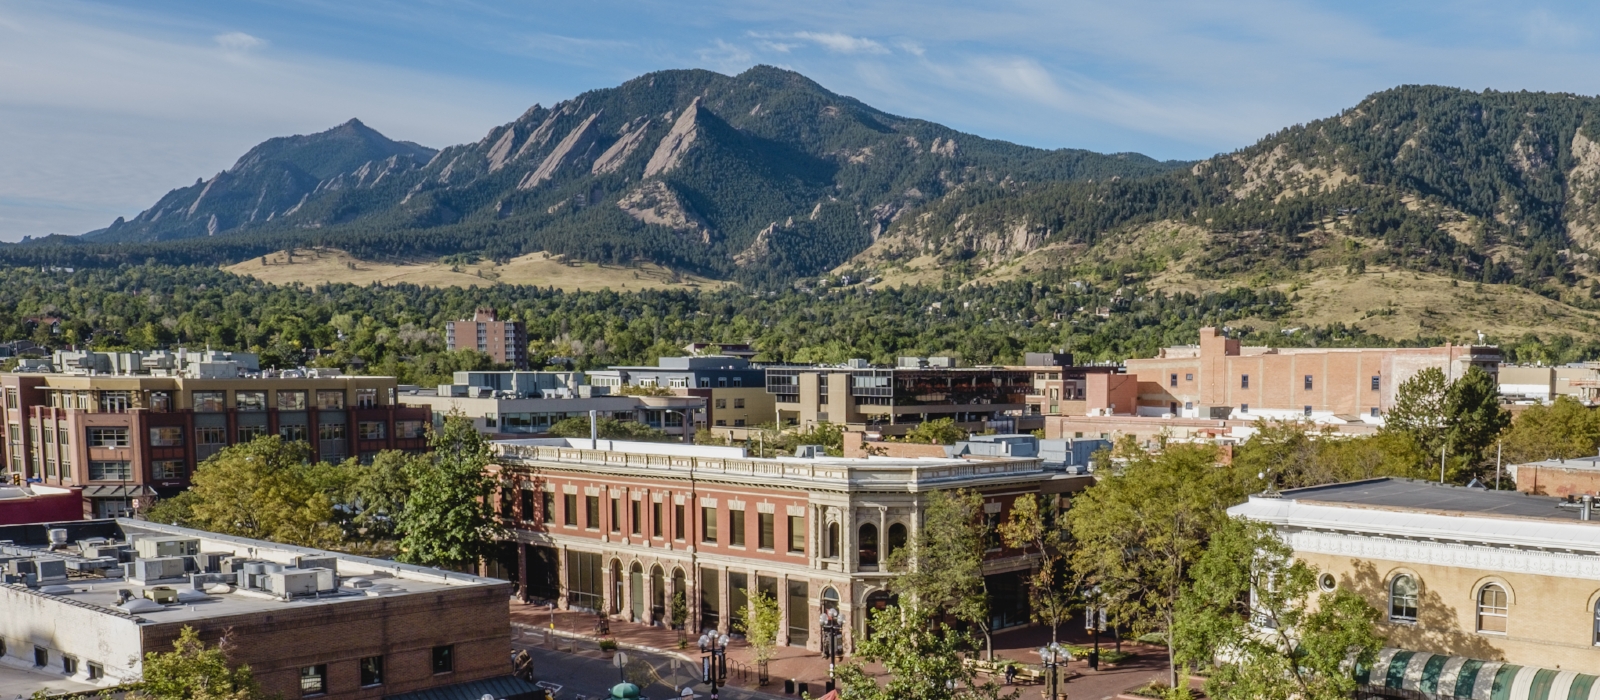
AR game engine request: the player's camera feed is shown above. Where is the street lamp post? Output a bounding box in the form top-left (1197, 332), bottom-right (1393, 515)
top-left (698, 631), bottom-right (730, 700)
top-left (1085, 586), bottom-right (1103, 671)
top-left (818, 608), bottom-right (843, 682)
top-left (1038, 642), bottom-right (1069, 700)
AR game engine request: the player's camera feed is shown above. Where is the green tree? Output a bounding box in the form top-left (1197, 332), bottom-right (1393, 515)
top-left (136, 626), bottom-right (268, 700)
top-left (1233, 419), bottom-right (1430, 490)
top-left (888, 489), bottom-right (995, 658)
top-left (1502, 395), bottom-right (1600, 464)
top-left (900, 418), bottom-right (968, 445)
top-left (999, 493), bottom-right (1073, 646)
top-left (670, 590), bottom-right (689, 631)
top-left (346, 450), bottom-right (417, 540)
top-left (1174, 518), bottom-right (1383, 700)
top-left (1383, 367), bottom-right (1450, 456)
top-left (834, 604), bottom-right (1008, 700)
top-left (737, 591), bottom-right (783, 676)
top-left (155, 436), bottom-right (341, 548)
top-left (548, 415), bottom-right (668, 441)
top-left (1068, 444), bottom-right (1239, 686)
top-left (397, 415), bottom-right (504, 569)
top-left (1444, 365), bottom-right (1510, 468)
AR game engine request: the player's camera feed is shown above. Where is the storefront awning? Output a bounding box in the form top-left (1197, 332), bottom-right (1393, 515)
top-left (82, 485), bottom-right (158, 499)
top-left (1358, 648), bottom-right (1600, 700)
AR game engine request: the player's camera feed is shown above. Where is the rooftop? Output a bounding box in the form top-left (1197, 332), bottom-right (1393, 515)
top-left (1514, 455), bottom-right (1600, 471)
top-left (0, 519), bottom-right (504, 626)
top-left (1280, 478), bottom-right (1585, 521)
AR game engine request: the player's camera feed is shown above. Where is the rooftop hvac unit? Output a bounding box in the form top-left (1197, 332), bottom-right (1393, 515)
top-left (266, 568), bottom-right (336, 597)
top-left (293, 555), bottom-right (338, 574)
top-left (143, 586), bottom-right (179, 604)
top-left (193, 552), bottom-right (228, 574)
top-left (130, 557), bottom-right (188, 584)
top-left (134, 537), bottom-right (200, 559)
top-left (47, 528), bottom-right (68, 546)
top-left (32, 558), bottom-right (67, 583)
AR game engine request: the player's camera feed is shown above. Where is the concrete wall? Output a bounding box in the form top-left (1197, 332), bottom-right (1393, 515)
top-left (0, 586), bottom-right (145, 685)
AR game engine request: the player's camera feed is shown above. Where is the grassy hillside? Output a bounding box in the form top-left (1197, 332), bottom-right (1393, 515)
top-left (225, 248), bottom-right (726, 292)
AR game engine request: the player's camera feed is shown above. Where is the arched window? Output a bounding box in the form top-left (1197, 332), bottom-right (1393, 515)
top-left (858, 523), bottom-right (879, 567)
top-left (1477, 584), bottom-right (1508, 633)
top-left (827, 522), bottom-right (841, 559)
top-left (821, 587), bottom-right (840, 614)
top-left (651, 566), bottom-right (666, 622)
top-left (887, 523), bottom-right (908, 559)
top-left (1389, 575), bottom-right (1418, 622)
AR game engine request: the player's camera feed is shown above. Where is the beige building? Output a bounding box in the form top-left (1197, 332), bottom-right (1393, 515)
top-left (1499, 364), bottom-right (1600, 405)
top-left (1234, 479), bottom-right (1600, 698)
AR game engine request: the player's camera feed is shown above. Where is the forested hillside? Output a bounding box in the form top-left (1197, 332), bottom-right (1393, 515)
top-left (24, 66), bottom-right (1179, 286)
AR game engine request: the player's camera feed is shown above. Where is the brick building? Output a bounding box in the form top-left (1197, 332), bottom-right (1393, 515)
top-left (1233, 479), bottom-right (1600, 697)
top-left (487, 437), bottom-right (1089, 652)
top-left (446, 308), bottom-right (528, 369)
top-left (0, 519), bottom-right (522, 700)
top-left (1, 351), bottom-right (430, 518)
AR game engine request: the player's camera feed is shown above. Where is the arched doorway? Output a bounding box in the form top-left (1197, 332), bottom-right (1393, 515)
top-left (887, 523), bottom-right (907, 560)
top-left (858, 523), bottom-right (879, 568)
top-left (863, 589), bottom-right (899, 638)
top-left (672, 568), bottom-right (687, 630)
top-left (609, 560), bottom-right (623, 615)
top-left (651, 565), bottom-right (666, 623)
top-left (630, 562), bottom-right (645, 621)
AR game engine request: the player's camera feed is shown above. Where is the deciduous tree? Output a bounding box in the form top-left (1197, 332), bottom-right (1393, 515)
top-left (999, 493), bottom-right (1073, 646)
top-left (136, 626), bottom-right (267, 700)
top-left (1502, 395), bottom-right (1600, 464)
top-left (888, 489), bottom-right (995, 658)
top-left (834, 604), bottom-right (1009, 700)
top-left (397, 415), bottom-right (504, 569)
top-left (152, 436), bottom-right (342, 548)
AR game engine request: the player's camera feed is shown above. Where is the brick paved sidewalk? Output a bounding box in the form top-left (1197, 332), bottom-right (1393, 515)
top-left (507, 600), bottom-right (1166, 698)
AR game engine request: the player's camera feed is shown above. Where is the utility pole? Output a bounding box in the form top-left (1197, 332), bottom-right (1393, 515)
top-left (1495, 440), bottom-right (1503, 490)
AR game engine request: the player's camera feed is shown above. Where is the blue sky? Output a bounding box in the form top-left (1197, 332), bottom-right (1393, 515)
top-left (5, 0), bottom-right (1600, 240)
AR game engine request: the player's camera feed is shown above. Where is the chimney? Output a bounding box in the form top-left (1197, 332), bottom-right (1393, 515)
top-left (589, 409), bottom-right (598, 449)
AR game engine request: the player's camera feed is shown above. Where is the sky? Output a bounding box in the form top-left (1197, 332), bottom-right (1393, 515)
top-left (4, 1), bottom-right (1600, 241)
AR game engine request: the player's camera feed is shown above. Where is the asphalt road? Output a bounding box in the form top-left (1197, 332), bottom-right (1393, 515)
top-left (514, 634), bottom-right (786, 700)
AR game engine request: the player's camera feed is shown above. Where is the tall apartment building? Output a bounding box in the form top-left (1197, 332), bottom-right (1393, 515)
top-left (1, 350), bottom-right (430, 518)
top-left (445, 308), bottom-right (528, 369)
top-left (764, 357), bottom-right (1031, 436)
top-left (0, 518), bottom-right (520, 699)
top-left (1120, 327), bottom-right (1501, 422)
top-left (488, 436), bottom-right (1088, 652)
top-left (588, 356), bottom-right (772, 431)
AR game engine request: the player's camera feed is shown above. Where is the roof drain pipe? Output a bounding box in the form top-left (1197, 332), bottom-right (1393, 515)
top-left (589, 409), bottom-right (598, 450)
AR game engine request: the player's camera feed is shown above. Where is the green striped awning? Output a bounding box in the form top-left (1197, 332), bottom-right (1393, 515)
top-left (1356, 648), bottom-right (1600, 700)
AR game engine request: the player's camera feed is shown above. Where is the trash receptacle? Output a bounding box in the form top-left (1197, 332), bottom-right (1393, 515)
top-left (798, 682), bottom-right (809, 696)
top-left (784, 679), bottom-right (795, 694)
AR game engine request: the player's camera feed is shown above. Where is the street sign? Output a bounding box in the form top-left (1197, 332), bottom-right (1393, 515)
top-left (613, 651), bottom-right (629, 668)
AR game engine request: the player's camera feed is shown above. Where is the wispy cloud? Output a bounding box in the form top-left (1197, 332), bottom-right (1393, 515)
top-left (213, 31), bottom-right (266, 52)
top-left (791, 31), bottom-right (887, 54)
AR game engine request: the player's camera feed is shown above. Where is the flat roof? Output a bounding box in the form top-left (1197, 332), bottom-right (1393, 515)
top-left (1515, 455), bottom-right (1600, 472)
top-left (1282, 478), bottom-right (1583, 522)
top-left (0, 519), bottom-right (505, 626)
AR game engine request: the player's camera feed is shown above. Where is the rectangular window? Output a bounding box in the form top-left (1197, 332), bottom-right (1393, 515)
top-left (87, 663), bottom-right (103, 680)
top-left (734, 398), bottom-right (745, 409)
top-left (701, 506), bottom-right (718, 543)
top-left (1371, 407), bottom-right (1381, 417)
top-left (1169, 373), bottom-right (1178, 388)
top-left (715, 398), bottom-right (727, 409)
top-left (280, 424), bottom-right (308, 442)
top-left (1241, 374), bottom-right (1250, 389)
top-left (359, 656), bottom-right (384, 687)
top-left (356, 388), bottom-right (378, 408)
top-left (89, 461), bottom-right (132, 481)
top-left (564, 493), bottom-right (578, 526)
top-left (652, 502), bottom-right (663, 537)
top-left (357, 421), bottom-right (386, 440)
top-left (700, 567), bottom-right (721, 630)
top-left (1185, 373), bottom-right (1193, 381)
top-left (732, 378), bottom-right (742, 387)
top-left (87, 427), bottom-right (129, 448)
top-left (431, 645), bottom-right (453, 674)
top-left (729, 508), bottom-right (746, 547)
top-left (1371, 375), bottom-right (1381, 391)
top-left (674, 503), bottom-right (685, 540)
top-left (1304, 375), bottom-right (1313, 391)
top-left (787, 581), bottom-right (809, 645)
top-left (299, 664), bottom-right (326, 696)
top-left (586, 495), bottom-right (600, 529)
top-left (33, 646), bottom-right (46, 667)
top-left (318, 422), bottom-right (346, 442)
top-left (698, 377), bottom-right (710, 388)
top-left (149, 427), bottom-right (184, 447)
top-left (152, 460), bottom-right (186, 480)
top-left (4, 389), bottom-right (15, 409)
top-left (1240, 404), bottom-right (1249, 413)
top-left (192, 391), bottom-right (225, 413)
top-left (196, 426), bottom-right (227, 445)
top-left (520, 489), bottom-right (535, 522)
top-left (236, 391), bottom-right (267, 412)
top-left (237, 425), bottom-right (266, 443)
top-left (610, 497), bottom-right (621, 533)
top-left (277, 391), bottom-right (307, 411)
top-left (315, 390), bottom-right (344, 410)
top-left (42, 426), bottom-right (53, 444)
top-left (630, 500), bottom-right (641, 536)
top-left (758, 512), bottom-right (775, 550)
top-left (150, 390), bottom-right (172, 412)
top-left (99, 391), bottom-right (131, 412)
top-left (62, 655), bottom-right (77, 675)
top-left (1304, 406), bottom-right (1313, 416)
top-left (788, 515), bottom-right (805, 553)
top-left (395, 421), bottom-right (425, 439)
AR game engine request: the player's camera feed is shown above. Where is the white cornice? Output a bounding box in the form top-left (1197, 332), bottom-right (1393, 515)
top-left (1282, 529), bottom-right (1600, 581)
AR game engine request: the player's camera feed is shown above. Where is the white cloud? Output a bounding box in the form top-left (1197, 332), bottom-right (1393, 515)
top-left (213, 31), bottom-right (266, 52)
top-left (791, 31), bottom-right (887, 54)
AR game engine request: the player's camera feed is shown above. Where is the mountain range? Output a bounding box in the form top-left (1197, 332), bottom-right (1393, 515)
top-left (17, 67), bottom-right (1600, 310)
